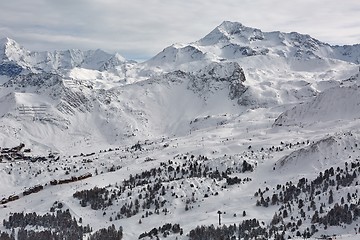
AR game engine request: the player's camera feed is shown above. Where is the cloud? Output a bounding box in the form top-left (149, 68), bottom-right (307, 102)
top-left (0, 0), bottom-right (359, 60)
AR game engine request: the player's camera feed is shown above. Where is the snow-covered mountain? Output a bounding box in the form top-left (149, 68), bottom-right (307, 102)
top-left (146, 21), bottom-right (360, 70)
top-left (1, 21), bottom-right (360, 240)
top-left (0, 37), bottom-right (129, 74)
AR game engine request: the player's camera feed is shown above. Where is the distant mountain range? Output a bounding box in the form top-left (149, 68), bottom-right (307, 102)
top-left (0, 37), bottom-right (129, 74)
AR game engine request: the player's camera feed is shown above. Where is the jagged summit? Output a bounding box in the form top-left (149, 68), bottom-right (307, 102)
top-left (217, 20), bottom-right (246, 32)
top-left (0, 37), bottom-right (14, 46)
top-left (0, 37), bottom-right (29, 61)
top-left (0, 37), bottom-right (28, 56)
top-left (0, 37), bottom-right (20, 47)
top-left (198, 21), bottom-right (264, 45)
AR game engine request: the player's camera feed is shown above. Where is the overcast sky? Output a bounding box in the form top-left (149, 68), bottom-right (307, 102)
top-left (1, 0), bottom-right (359, 61)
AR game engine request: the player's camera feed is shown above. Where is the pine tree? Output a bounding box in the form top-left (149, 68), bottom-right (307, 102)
top-left (328, 190), bottom-right (334, 204)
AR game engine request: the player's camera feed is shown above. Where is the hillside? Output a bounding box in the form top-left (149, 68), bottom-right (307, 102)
top-left (0, 21), bottom-right (360, 240)
top-left (274, 84), bottom-right (360, 127)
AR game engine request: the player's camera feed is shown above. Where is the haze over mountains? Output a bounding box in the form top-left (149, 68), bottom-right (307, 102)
top-left (0, 21), bottom-right (360, 239)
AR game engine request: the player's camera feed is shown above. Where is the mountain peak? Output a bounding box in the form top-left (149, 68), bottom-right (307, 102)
top-left (198, 21), bottom-right (263, 46)
top-left (0, 37), bottom-right (22, 51)
top-left (0, 37), bottom-right (29, 68)
top-left (0, 37), bottom-right (16, 45)
top-left (217, 21), bottom-right (246, 34)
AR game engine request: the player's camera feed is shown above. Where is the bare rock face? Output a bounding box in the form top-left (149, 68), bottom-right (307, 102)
top-left (188, 62), bottom-right (246, 100)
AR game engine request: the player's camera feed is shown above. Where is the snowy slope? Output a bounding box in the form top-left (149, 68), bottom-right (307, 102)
top-left (332, 44), bottom-right (360, 64)
top-left (0, 61), bottom-right (247, 153)
top-left (274, 85), bottom-right (360, 126)
top-left (275, 132), bottom-right (360, 175)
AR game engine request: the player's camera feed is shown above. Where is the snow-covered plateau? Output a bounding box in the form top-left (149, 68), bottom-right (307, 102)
top-left (0, 21), bottom-right (360, 240)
